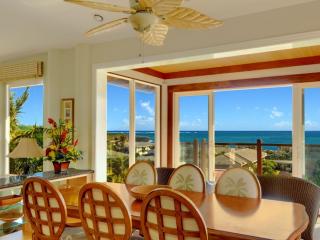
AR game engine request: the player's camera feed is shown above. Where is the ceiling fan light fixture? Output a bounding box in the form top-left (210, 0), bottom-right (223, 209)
top-left (129, 12), bottom-right (159, 33)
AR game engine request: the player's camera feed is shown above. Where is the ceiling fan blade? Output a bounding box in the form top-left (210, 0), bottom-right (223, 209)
top-left (140, 23), bottom-right (168, 46)
top-left (152, 0), bottom-right (183, 16)
top-left (86, 18), bottom-right (128, 37)
top-left (65, 0), bottom-right (136, 14)
top-left (163, 7), bottom-right (222, 29)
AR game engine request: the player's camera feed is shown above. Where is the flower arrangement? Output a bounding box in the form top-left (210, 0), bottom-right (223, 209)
top-left (45, 118), bottom-right (83, 163)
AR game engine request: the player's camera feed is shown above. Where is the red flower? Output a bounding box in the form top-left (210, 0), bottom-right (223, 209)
top-left (45, 148), bottom-right (50, 156)
top-left (74, 139), bottom-right (78, 146)
top-left (48, 118), bottom-right (57, 128)
top-left (61, 147), bottom-right (68, 154)
top-left (60, 131), bottom-right (67, 142)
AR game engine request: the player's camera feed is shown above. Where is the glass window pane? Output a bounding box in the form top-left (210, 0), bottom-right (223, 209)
top-left (179, 95), bottom-right (209, 176)
top-left (215, 87), bottom-right (292, 177)
top-left (135, 83), bottom-right (156, 164)
top-left (304, 88), bottom-right (320, 185)
top-left (9, 85), bottom-right (44, 175)
top-left (107, 78), bottom-right (130, 183)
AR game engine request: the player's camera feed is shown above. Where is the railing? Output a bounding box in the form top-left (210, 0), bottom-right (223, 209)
top-left (181, 139), bottom-right (320, 180)
top-left (180, 139), bottom-right (295, 176)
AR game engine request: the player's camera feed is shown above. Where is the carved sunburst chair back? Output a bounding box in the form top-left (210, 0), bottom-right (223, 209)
top-left (215, 167), bottom-right (261, 198)
top-left (141, 188), bottom-right (208, 240)
top-left (168, 164), bottom-right (206, 193)
top-left (78, 182), bottom-right (132, 239)
top-left (23, 177), bottom-right (68, 240)
top-left (125, 161), bottom-right (157, 186)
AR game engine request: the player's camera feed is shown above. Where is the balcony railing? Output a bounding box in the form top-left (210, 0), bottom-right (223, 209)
top-left (179, 139), bottom-right (296, 177)
top-left (180, 138), bottom-right (320, 183)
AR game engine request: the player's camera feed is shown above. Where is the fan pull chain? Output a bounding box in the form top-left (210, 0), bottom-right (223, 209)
top-left (139, 32), bottom-right (146, 63)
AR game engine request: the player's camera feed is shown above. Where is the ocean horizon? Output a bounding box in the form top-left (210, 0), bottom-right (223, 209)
top-left (108, 130), bottom-right (320, 145)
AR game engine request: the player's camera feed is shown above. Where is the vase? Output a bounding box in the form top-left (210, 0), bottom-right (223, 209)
top-left (52, 161), bottom-right (70, 174)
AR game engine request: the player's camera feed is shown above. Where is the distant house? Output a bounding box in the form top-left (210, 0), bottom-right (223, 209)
top-left (136, 142), bottom-right (154, 156)
top-left (216, 148), bottom-right (267, 169)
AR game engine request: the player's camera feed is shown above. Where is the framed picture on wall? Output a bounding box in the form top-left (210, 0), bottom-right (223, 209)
top-left (61, 98), bottom-right (74, 129)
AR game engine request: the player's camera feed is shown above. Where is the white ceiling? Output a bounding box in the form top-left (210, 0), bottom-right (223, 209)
top-left (0, 0), bottom-right (318, 61)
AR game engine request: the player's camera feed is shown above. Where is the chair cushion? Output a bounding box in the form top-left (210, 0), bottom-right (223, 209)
top-left (60, 227), bottom-right (86, 240)
top-left (126, 162), bottom-right (156, 185)
top-left (216, 168), bottom-right (261, 198)
top-left (168, 164), bottom-right (205, 193)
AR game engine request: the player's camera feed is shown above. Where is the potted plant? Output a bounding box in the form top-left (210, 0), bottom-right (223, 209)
top-left (45, 118), bottom-right (83, 173)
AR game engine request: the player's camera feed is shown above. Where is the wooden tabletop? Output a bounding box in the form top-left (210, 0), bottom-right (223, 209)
top-left (90, 183), bottom-right (308, 240)
top-left (61, 182), bottom-right (309, 239)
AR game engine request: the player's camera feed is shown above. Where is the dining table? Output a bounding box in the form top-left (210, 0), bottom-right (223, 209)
top-left (63, 182), bottom-right (309, 240)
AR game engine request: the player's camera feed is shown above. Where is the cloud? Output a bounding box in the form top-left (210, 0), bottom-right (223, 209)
top-left (136, 115), bottom-right (154, 124)
top-left (236, 106), bottom-right (241, 111)
top-left (141, 101), bottom-right (155, 116)
top-left (270, 107), bottom-right (283, 119)
top-left (274, 121), bottom-right (291, 129)
top-left (254, 106), bottom-right (260, 110)
top-left (305, 120), bottom-right (319, 130)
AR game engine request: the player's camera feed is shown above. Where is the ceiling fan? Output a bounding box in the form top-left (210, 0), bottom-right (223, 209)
top-left (65, 0), bottom-right (223, 46)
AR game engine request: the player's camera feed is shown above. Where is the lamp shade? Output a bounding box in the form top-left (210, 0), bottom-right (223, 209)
top-left (8, 138), bottom-right (43, 158)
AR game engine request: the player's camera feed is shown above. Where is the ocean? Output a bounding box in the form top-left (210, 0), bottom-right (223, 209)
top-left (108, 131), bottom-right (320, 145)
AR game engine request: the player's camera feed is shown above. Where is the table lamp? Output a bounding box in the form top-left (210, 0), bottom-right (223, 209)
top-left (8, 138), bottom-right (43, 175)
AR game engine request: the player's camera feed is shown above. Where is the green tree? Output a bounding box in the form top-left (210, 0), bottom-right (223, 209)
top-left (9, 87), bottom-right (29, 140)
top-left (9, 87), bottom-right (43, 174)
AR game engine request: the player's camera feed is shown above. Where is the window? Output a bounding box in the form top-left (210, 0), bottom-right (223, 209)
top-left (173, 87), bottom-right (293, 180)
top-left (135, 83), bottom-right (157, 164)
top-left (9, 84), bottom-right (44, 174)
top-left (174, 93), bottom-right (213, 180)
top-left (106, 75), bottom-right (160, 182)
top-left (106, 78), bottom-right (130, 183)
top-left (304, 87), bottom-right (320, 185)
top-left (215, 87), bottom-right (293, 176)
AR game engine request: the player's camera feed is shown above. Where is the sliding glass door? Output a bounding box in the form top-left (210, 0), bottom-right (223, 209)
top-left (303, 86), bottom-right (320, 185)
top-left (174, 92), bottom-right (214, 180)
top-left (106, 77), bottom-right (130, 183)
top-left (106, 75), bottom-right (160, 182)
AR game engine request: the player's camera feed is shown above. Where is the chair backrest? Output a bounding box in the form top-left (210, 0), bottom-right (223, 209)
top-left (168, 164), bottom-right (206, 193)
top-left (258, 175), bottom-right (320, 240)
top-left (23, 177), bottom-right (67, 240)
top-left (215, 167), bottom-right (261, 198)
top-left (78, 182), bottom-right (132, 240)
top-left (141, 188), bottom-right (208, 240)
top-left (125, 161), bottom-right (157, 185)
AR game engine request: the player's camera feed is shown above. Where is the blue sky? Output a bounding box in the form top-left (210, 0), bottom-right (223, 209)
top-left (12, 85), bottom-right (320, 131)
top-left (10, 85), bottom-right (43, 126)
top-left (107, 83), bottom-right (156, 131)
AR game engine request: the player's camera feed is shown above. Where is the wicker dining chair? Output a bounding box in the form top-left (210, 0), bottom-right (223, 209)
top-left (215, 167), bottom-right (261, 198)
top-left (141, 188), bottom-right (208, 240)
top-left (23, 177), bottom-right (84, 240)
top-left (78, 182), bottom-right (143, 240)
top-left (258, 175), bottom-right (320, 240)
top-left (125, 161), bottom-right (157, 186)
top-left (168, 164), bottom-right (206, 193)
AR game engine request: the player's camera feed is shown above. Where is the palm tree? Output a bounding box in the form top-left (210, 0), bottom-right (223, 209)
top-left (9, 87), bottom-right (29, 141)
top-left (9, 87), bottom-right (44, 174)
